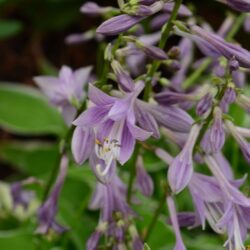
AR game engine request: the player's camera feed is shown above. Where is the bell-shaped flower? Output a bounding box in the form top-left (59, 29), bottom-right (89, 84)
top-left (168, 124), bottom-right (201, 194)
top-left (73, 82), bottom-right (152, 181)
top-left (34, 65), bottom-right (92, 124)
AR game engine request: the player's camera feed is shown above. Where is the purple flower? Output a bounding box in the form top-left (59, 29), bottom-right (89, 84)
top-left (34, 65), bottom-right (92, 124)
top-left (167, 196), bottom-right (186, 250)
top-left (168, 124), bottom-right (201, 194)
top-left (217, 203), bottom-right (250, 250)
top-left (36, 156), bottom-right (68, 234)
top-left (86, 228), bottom-right (105, 250)
top-left (88, 174), bottom-right (136, 248)
top-left (80, 2), bottom-right (117, 16)
top-left (176, 24), bottom-right (250, 68)
top-left (135, 156), bottom-right (154, 197)
top-left (196, 93), bottom-right (213, 116)
top-left (204, 155), bottom-right (250, 206)
top-left (209, 107), bottom-right (225, 153)
top-left (220, 87), bottom-right (237, 113)
top-left (97, 14), bottom-right (146, 36)
top-left (155, 90), bottom-right (195, 106)
top-left (10, 182), bottom-right (34, 210)
top-left (111, 60), bottom-right (135, 92)
top-left (73, 82), bottom-right (152, 180)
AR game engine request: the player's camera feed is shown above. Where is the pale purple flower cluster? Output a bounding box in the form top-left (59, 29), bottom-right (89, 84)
top-left (23, 0), bottom-right (250, 249)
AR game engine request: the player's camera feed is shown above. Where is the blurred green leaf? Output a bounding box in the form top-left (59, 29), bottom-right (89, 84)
top-left (0, 83), bottom-right (66, 136)
top-left (0, 229), bottom-right (34, 250)
top-left (0, 141), bottom-right (58, 177)
top-left (0, 20), bottom-right (22, 39)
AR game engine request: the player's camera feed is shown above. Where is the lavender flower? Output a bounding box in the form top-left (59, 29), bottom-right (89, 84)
top-left (175, 24), bottom-right (250, 68)
top-left (168, 124), bottom-right (201, 194)
top-left (196, 93), bottom-right (213, 116)
top-left (220, 86), bottom-right (237, 113)
top-left (73, 82), bottom-right (152, 181)
top-left (34, 65), bottom-right (92, 124)
top-left (36, 156), bottom-right (68, 234)
top-left (209, 107), bottom-right (225, 153)
top-left (10, 182), bottom-right (34, 210)
top-left (80, 2), bottom-right (117, 16)
top-left (167, 196), bottom-right (186, 250)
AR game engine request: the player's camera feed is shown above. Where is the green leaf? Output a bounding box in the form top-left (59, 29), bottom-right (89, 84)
top-left (0, 83), bottom-right (66, 136)
top-left (0, 141), bottom-right (58, 177)
top-left (0, 20), bottom-right (22, 39)
top-left (0, 229), bottom-right (35, 250)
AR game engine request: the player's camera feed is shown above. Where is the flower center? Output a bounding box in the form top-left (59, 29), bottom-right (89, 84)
top-left (95, 138), bottom-right (121, 176)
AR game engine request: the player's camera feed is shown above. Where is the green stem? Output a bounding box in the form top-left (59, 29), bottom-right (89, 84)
top-left (143, 193), bottom-right (166, 242)
top-left (143, 0), bottom-right (183, 101)
top-left (183, 58), bottom-right (211, 89)
top-left (226, 13), bottom-right (246, 42)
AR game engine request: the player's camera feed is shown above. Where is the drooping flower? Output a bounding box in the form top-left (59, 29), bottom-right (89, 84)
top-left (34, 65), bottom-right (92, 124)
top-left (168, 124), bottom-right (201, 194)
top-left (36, 156), bottom-right (68, 234)
top-left (167, 196), bottom-right (186, 250)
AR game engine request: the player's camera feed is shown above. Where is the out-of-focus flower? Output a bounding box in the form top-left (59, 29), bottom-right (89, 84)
top-left (34, 66), bottom-right (92, 125)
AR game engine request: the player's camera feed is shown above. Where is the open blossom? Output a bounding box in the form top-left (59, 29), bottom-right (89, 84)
top-left (73, 82), bottom-right (152, 181)
top-left (34, 65), bottom-right (92, 124)
top-left (168, 124), bottom-right (201, 194)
